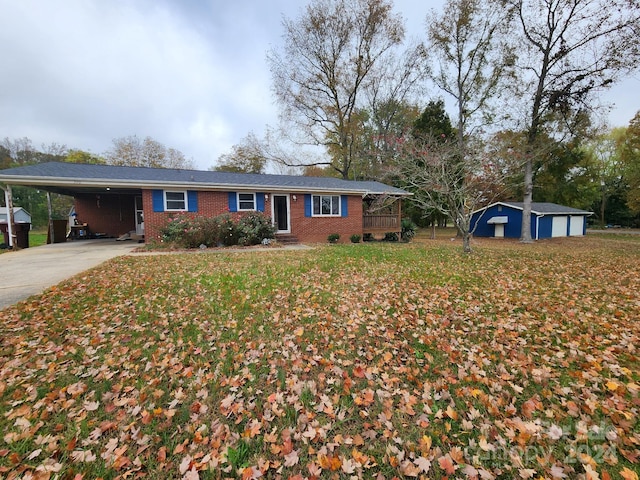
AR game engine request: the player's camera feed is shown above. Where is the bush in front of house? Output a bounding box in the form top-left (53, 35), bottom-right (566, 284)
top-left (160, 212), bottom-right (275, 248)
top-left (350, 234), bottom-right (361, 243)
top-left (237, 212), bottom-right (277, 246)
top-left (327, 233), bottom-right (340, 243)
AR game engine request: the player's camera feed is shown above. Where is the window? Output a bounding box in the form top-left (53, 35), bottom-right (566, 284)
top-left (164, 191), bottom-right (187, 211)
top-left (238, 193), bottom-right (256, 211)
top-left (312, 195), bottom-right (340, 216)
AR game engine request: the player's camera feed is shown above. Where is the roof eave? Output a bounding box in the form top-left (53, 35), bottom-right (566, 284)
top-left (0, 174), bottom-right (409, 196)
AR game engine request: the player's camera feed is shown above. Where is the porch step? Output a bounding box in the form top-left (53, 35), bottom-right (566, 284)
top-left (275, 234), bottom-right (299, 245)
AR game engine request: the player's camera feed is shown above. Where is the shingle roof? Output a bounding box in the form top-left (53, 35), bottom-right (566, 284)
top-left (473, 201), bottom-right (591, 215)
top-left (502, 202), bottom-right (592, 215)
top-left (0, 162), bottom-right (410, 196)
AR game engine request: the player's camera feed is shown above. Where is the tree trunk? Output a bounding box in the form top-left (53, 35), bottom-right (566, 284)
top-left (600, 188), bottom-right (606, 228)
top-left (520, 156), bottom-right (533, 242)
top-left (431, 223), bottom-right (436, 239)
top-left (462, 231), bottom-right (472, 254)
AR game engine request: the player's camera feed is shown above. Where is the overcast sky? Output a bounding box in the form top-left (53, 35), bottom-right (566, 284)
top-left (1, 0), bottom-right (638, 170)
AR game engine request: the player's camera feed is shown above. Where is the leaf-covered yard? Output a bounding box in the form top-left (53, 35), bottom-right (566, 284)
top-left (1, 235), bottom-right (639, 479)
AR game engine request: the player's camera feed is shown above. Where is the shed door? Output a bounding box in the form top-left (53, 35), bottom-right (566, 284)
top-left (569, 216), bottom-right (584, 236)
top-left (551, 216), bottom-right (568, 237)
top-left (494, 224), bottom-right (504, 238)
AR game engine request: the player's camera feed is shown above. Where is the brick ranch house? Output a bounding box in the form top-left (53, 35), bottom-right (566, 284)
top-left (0, 162), bottom-right (410, 244)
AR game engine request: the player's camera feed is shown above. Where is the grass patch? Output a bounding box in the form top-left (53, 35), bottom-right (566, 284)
top-left (0, 236), bottom-right (638, 478)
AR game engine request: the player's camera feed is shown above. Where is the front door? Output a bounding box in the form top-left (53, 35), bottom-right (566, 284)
top-left (272, 194), bottom-right (290, 233)
top-left (135, 196), bottom-right (144, 236)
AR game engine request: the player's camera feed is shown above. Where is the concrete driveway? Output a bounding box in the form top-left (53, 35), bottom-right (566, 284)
top-left (0, 240), bottom-right (139, 310)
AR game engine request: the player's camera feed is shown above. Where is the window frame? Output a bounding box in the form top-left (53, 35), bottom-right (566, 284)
top-left (237, 192), bottom-right (257, 211)
top-left (312, 194), bottom-right (341, 217)
top-left (164, 190), bottom-right (188, 211)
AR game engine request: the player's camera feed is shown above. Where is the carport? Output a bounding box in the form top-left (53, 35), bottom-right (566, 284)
top-left (0, 164), bottom-right (144, 246)
top-left (0, 239), bottom-right (139, 310)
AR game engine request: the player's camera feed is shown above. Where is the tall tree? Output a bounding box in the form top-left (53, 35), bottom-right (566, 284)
top-left (104, 135), bottom-right (194, 169)
top-left (410, 0), bottom-right (514, 252)
top-left (618, 111), bottom-right (640, 215)
top-left (427, 0), bottom-right (514, 152)
top-left (268, 0), bottom-right (423, 179)
top-left (413, 99), bottom-right (456, 141)
top-left (583, 128), bottom-right (626, 226)
top-left (505, 0), bottom-right (640, 241)
top-left (214, 132), bottom-right (267, 174)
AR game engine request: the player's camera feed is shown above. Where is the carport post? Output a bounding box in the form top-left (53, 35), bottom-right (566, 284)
top-left (46, 191), bottom-right (54, 244)
top-left (3, 185), bottom-right (15, 248)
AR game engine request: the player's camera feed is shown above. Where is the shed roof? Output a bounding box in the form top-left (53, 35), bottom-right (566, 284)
top-left (0, 207), bottom-right (29, 216)
top-left (0, 162), bottom-right (410, 196)
top-left (474, 201), bottom-right (592, 216)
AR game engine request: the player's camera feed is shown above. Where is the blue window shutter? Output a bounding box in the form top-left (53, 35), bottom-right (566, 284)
top-left (304, 194), bottom-right (312, 217)
top-left (152, 190), bottom-right (164, 212)
top-left (341, 195), bottom-right (348, 217)
top-left (187, 191), bottom-right (198, 212)
top-left (256, 193), bottom-right (265, 212)
top-left (228, 192), bottom-right (237, 212)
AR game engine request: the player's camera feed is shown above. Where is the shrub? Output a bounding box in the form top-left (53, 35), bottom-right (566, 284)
top-left (160, 212), bottom-right (277, 248)
top-left (383, 232), bottom-right (398, 242)
top-left (327, 233), bottom-right (340, 244)
top-left (216, 213), bottom-right (240, 247)
top-left (401, 218), bottom-right (417, 242)
top-left (237, 212), bottom-right (276, 246)
top-left (160, 214), bottom-right (201, 247)
top-left (363, 233), bottom-right (374, 242)
top-left (350, 234), bottom-right (361, 243)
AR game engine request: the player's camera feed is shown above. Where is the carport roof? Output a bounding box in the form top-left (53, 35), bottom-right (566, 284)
top-left (0, 162), bottom-right (410, 196)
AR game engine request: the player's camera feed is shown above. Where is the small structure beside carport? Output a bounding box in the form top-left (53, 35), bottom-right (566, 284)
top-left (471, 202), bottom-right (592, 239)
top-left (0, 206), bottom-right (31, 224)
top-left (0, 206), bottom-right (32, 248)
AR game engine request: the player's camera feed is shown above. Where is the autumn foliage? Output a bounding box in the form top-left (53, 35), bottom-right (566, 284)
top-left (0, 234), bottom-right (638, 479)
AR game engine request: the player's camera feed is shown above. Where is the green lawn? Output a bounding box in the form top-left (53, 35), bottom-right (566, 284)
top-left (0, 235), bottom-right (638, 479)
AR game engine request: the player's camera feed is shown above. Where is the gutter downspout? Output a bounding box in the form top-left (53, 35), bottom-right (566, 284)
top-left (535, 214), bottom-right (541, 241)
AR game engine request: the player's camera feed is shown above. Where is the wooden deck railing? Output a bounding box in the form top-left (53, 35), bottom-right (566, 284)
top-left (363, 214), bottom-right (400, 233)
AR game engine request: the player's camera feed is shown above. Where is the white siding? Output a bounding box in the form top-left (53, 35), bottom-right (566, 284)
top-left (551, 216), bottom-right (568, 237)
top-left (569, 216), bottom-right (584, 236)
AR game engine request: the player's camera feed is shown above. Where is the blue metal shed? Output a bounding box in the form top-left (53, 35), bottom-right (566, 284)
top-left (471, 202), bottom-right (592, 239)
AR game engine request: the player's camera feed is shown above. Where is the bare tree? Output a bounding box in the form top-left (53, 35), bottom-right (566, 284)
top-left (505, 0), bottom-right (640, 241)
top-left (104, 135), bottom-right (194, 169)
top-left (394, 135), bottom-right (505, 253)
top-left (268, 0), bottom-right (424, 179)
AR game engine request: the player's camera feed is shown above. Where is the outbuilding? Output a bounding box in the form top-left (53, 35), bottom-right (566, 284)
top-left (0, 206), bottom-right (31, 224)
top-left (471, 202), bottom-right (592, 239)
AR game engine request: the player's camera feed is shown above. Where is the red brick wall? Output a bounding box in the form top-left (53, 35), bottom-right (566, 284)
top-left (142, 190), bottom-right (231, 241)
top-left (289, 194), bottom-right (363, 243)
top-left (141, 190), bottom-right (363, 244)
top-left (74, 193), bottom-right (136, 238)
